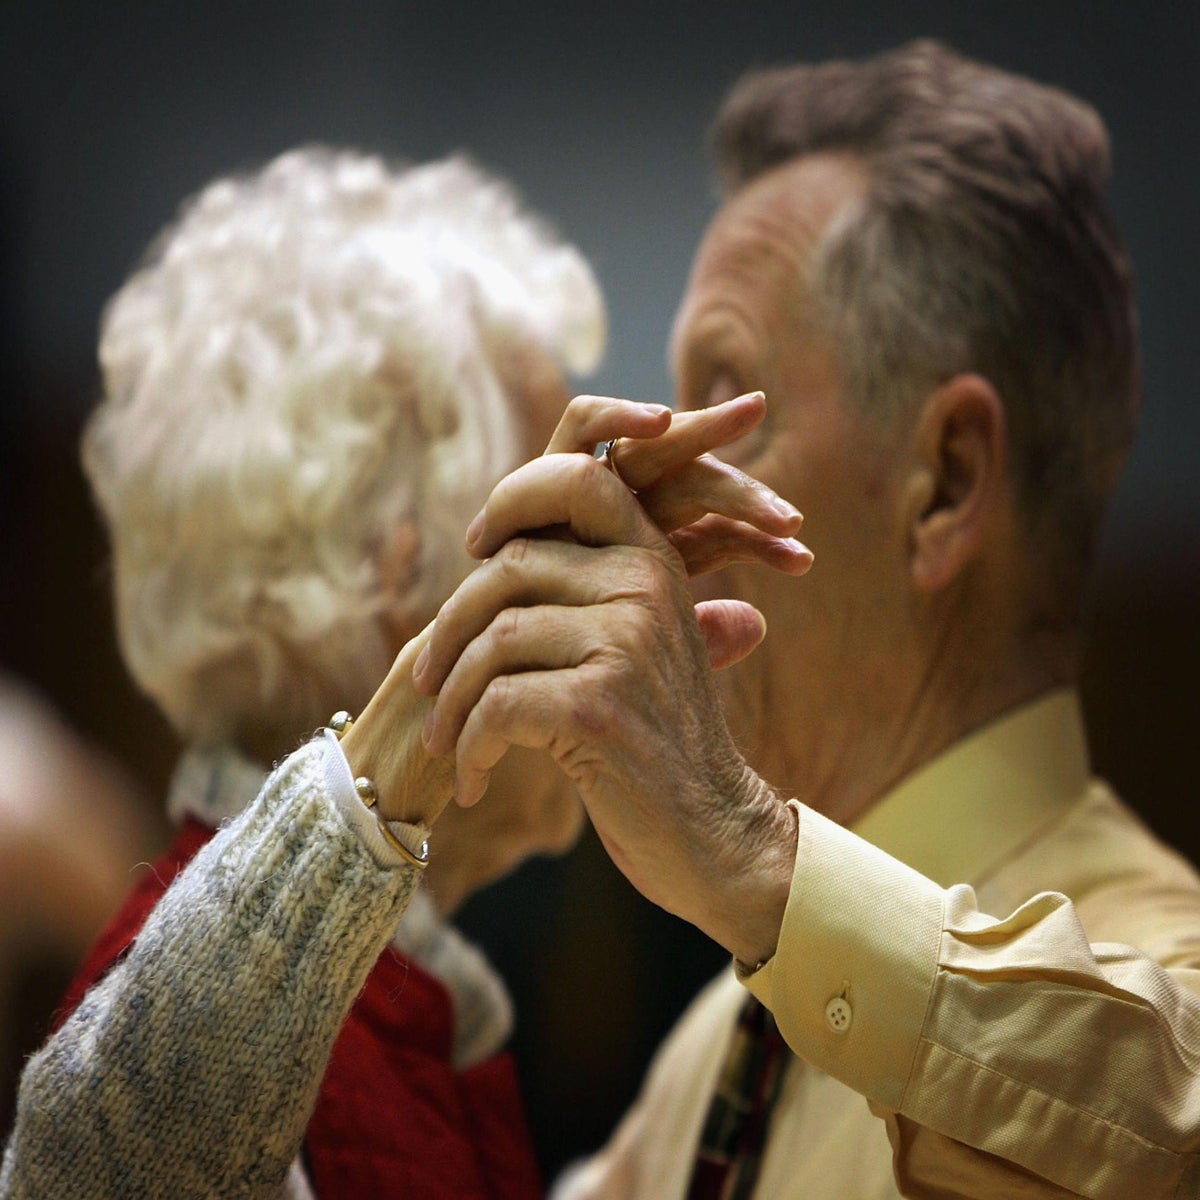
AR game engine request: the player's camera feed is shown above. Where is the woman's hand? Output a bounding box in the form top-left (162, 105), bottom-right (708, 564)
top-left (337, 621), bottom-right (457, 827)
top-left (410, 421), bottom-right (797, 962)
top-left (343, 391), bottom-right (812, 833)
top-left (531, 390), bottom-right (813, 580)
top-left (463, 390), bottom-right (812, 670)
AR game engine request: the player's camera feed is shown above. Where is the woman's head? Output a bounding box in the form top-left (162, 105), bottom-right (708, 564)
top-left (84, 147), bottom-right (604, 755)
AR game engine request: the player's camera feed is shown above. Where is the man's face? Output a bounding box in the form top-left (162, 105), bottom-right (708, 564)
top-left (670, 154), bottom-right (917, 800)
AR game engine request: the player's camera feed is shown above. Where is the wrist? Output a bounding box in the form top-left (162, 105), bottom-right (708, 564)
top-left (320, 729), bottom-right (431, 869)
top-left (338, 625), bottom-right (455, 827)
top-left (705, 768), bottom-right (798, 967)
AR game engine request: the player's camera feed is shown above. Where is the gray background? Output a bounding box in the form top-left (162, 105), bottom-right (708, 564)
top-left (3, 2), bottom-right (1198, 544)
top-left (2, 0), bottom-right (1197, 1174)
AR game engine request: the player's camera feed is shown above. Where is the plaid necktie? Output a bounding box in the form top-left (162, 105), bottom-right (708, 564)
top-left (685, 995), bottom-right (790, 1200)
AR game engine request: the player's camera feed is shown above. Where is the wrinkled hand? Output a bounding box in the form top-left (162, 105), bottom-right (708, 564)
top-left (412, 393), bottom-right (802, 962)
top-left (514, 390), bottom-right (812, 669)
top-left (540, 390), bottom-right (810, 575)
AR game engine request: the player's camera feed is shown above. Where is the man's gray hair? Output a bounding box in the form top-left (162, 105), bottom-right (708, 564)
top-left (84, 147), bottom-right (604, 748)
top-left (713, 39), bottom-right (1139, 613)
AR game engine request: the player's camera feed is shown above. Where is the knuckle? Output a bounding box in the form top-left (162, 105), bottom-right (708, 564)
top-left (574, 454), bottom-right (614, 506)
top-left (480, 675), bottom-right (514, 727)
top-left (564, 393), bottom-right (603, 432)
top-left (432, 591), bottom-right (464, 646)
top-left (487, 540), bottom-right (533, 599)
top-left (630, 550), bottom-right (671, 600)
top-left (490, 561), bottom-right (519, 596)
top-left (570, 392), bottom-right (599, 411)
top-left (570, 692), bottom-right (614, 738)
top-left (493, 605), bottom-right (523, 646)
top-left (496, 535), bottom-right (533, 572)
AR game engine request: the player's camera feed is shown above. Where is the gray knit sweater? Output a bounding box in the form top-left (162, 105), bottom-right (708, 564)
top-left (0, 736), bottom-right (425, 1199)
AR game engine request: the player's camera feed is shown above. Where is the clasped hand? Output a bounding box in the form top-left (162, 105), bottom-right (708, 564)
top-left (412, 392), bottom-right (808, 964)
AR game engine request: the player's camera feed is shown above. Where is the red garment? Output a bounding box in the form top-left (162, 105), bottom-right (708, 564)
top-left (56, 820), bottom-right (544, 1199)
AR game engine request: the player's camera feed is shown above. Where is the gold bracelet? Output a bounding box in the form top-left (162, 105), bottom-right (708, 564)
top-left (329, 712), bottom-right (431, 870)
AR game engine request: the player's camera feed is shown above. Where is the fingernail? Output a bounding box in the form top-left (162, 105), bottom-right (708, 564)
top-left (774, 498), bottom-right (802, 521)
top-left (422, 708), bottom-right (437, 749)
top-left (453, 772), bottom-right (476, 809)
top-left (465, 509), bottom-right (484, 548)
top-left (459, 773), bottom-right (485, 808)
top-left (412, 644), bottom-right (429, 680)
top-left (736, 390), bottom-right (765, 403)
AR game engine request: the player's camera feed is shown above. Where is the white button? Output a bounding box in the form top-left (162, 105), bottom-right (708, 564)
top-left (824, 996), bottom-right (852, 1033)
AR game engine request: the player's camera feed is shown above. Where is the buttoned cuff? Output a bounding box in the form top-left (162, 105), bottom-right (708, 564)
top-left (742, 800), bottom-right (945, 1109)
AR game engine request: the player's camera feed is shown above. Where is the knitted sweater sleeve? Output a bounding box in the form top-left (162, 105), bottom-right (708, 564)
top-left (0, 736), bottom-right (422, 1200)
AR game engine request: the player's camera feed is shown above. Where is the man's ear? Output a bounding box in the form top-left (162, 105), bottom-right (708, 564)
top-left (903, 373), bottom-right (1007, 593)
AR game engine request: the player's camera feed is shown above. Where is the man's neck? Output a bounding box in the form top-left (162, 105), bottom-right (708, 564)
top-left (759, 624), bottom-right (1078, 829)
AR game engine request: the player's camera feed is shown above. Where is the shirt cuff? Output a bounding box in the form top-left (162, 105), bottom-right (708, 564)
top-left (320, 728), bottom-right (431, 871)
top-left (742, 799), bottom-right (945, 1110)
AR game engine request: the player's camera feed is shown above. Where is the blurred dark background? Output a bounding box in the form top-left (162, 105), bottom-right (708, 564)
top-left (1, 0), bottom-right (1197, 1176)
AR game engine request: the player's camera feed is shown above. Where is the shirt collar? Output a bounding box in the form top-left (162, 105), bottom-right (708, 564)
top-left (167, 743), bottom-right (268, 827)
top-left (850, 688), bottom-right (1090, 889)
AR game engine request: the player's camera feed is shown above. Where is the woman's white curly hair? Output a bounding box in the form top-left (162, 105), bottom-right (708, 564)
top-left (83, 147), bottom-right (605, 750)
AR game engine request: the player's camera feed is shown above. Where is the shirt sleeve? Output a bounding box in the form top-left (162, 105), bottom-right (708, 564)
top-left (743, 801), bottom-right (1200, 1200)
top-left (0, 737), bottom-right (423, 1200)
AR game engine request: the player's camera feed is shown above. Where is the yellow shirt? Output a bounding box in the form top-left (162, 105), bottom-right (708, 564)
top-left (557, 690), bottom-right (1200, 1199)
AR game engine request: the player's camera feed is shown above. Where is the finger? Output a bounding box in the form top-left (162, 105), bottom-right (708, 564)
top-left (465, 453), bottom-right (664, 560)
top-left (668, 514), bottom-right (814, 578)
top-left (543, 394), bottom-right (672, 455)
top-left (638, 455), bottom-right (802, 537)
top-left (413, 538), bottom-right (644, 695)
top-left (608, 391), bottom-right (766, 490)
top-left (453, 668), bottom-right (591, 807)
top-left (422, 602), bottom-right (612, 757)
top-left (694, 600), bottom-right (766, 670)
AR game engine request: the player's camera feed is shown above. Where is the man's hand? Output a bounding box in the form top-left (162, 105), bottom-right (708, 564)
top-left (538, 390), bottom-right (811, 579)
top-left (503, 390), bottom-right (812, 669)
top-left (412, 394), bottom-right (802, 964)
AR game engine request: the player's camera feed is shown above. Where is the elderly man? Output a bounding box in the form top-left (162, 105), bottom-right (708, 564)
top-left (417, 40), bottom-right (1200, 1199)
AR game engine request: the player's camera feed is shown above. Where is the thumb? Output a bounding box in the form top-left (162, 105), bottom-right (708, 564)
top-left (694, 600), bottom-right (766, 670)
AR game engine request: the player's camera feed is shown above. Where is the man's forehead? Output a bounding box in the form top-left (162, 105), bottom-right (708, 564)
top-left (711, 153), bottom-right (867, 260)
top-left (669, 153), bottom-right (865, 371)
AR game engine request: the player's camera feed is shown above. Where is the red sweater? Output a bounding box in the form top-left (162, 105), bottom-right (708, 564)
top-left (57, 820), bottom-right (544, 1199)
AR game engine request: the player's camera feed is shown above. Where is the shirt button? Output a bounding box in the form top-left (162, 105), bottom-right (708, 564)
top-left (824, 996), bottom-right (852, 1033)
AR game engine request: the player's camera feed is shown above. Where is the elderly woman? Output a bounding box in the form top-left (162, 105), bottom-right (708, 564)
top-left (0, 148), bottom-right (807, 1200)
